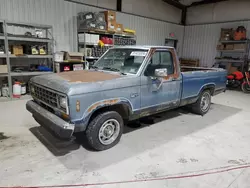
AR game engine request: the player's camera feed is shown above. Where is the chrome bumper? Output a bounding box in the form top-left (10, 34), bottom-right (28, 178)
top-left (26, 100), bottom-right (74, 139)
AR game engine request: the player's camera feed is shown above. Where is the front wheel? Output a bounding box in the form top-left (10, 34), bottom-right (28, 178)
top-left (241, 81), bottom-right (250, 93)
top-left (86, 111), bottom-right (124, 151)
top-left (191, 90), bottom-right (211, 116)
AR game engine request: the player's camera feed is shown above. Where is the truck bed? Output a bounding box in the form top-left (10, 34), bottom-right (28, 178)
top-left (181, 66), bottom-right (227, 100)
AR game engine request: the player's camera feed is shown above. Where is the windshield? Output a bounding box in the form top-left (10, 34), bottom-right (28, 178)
top-left (93, 48), bottom-right (148, 74)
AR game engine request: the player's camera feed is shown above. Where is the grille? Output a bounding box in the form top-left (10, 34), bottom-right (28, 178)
top-left (31, 84), bottom-right (59, 110)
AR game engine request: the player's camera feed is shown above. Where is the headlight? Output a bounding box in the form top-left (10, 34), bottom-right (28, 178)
top-left (59, 97), bottom-right (67, 109)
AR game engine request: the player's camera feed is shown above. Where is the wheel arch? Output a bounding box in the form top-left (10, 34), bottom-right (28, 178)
top-left (199, 83), bottom-right (216, 96)
top-left (85, 99), bottom-right (133, 126)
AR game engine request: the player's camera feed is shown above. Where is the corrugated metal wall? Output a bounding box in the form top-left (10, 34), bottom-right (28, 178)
top-left (182, 21), bottom-right (250, 67)
top-left (71, 0), bottom-right (182, 24)
top-left (0, 0), bottom-right (184, 53)
top-left (116, 12), bottom-right (184, 55)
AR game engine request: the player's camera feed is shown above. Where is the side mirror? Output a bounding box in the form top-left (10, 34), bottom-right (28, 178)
top-left (155, 68), bottom-right (168, 77)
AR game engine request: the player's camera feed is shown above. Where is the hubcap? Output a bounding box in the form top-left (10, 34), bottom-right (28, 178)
top-left (200, 92), bottom-right (210, 112)
top-left (99, 119), bottom-right (120, 145)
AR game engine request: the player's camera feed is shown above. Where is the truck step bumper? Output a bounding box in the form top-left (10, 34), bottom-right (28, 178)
top-left (26, 100), bottom-right (75, 140)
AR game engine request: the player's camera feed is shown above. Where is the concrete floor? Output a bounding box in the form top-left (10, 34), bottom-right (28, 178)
top-left (0, 90), bottom-right (250, 188)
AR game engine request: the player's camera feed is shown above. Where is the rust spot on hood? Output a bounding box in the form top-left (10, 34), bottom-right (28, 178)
top-left (57, 70), bottom-right (121, 83)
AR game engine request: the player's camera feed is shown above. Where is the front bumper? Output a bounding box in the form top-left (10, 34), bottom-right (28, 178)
top-left (26, 100), bottom-right (75, 139)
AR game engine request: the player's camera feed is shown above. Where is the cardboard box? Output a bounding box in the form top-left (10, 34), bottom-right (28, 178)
top-left (115, 23), bottom-right (124, 33)
top-left (225, 44), bottom-right (234, 50)
top-left (107, 21), bottom-right (116, 32)
top-left (0, 65), bottom-right (7, 73)
top-left (13, 45), bottom-right (23, 55)
top-left (64, 52), bottom-right (83, 62)
top-left (96, 22), bottom-right (106, 30)
top-left (226, 62), bottom-right (240, 74)
top-left (104, 11), bottom-right (116, 22)
top-left (229, 66), bottom-right (238, 74)
top-left (220, 28), bottom-right (234, 41)
top-left (217, 44), bottom-right (224, 50)
top-left (73, 64), bottom-right (84, 71)
top-left (234, 44), bottom-right (246, 50)
top-left (95, 12), bottom-right (105, 22)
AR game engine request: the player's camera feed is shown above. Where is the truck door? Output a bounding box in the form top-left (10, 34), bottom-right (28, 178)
top-left (140, 49), bottom-right (182, 115)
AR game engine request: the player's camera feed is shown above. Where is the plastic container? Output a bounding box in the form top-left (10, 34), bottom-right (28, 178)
top-left (21, 82), bottom-right (26, 95)
top-left (13, 82), bottom-right (21, 98)
top-left (54, 51), bottom-right (64, 62)
top-left (1, 84), bottom-right (9, 97)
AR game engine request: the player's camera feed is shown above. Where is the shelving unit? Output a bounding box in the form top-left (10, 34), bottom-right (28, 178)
top-left (0, 20), bottom-right (54, 99)
top-left (77, 29), bottom-right (136, 69)
top-left (55, 60), bottom-right (85, 73)
top-left (214, 40), bottom-right (250, 73)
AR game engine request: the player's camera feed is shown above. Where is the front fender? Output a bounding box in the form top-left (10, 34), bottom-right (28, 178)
top-left (73, 98), bottom-right (134, 132)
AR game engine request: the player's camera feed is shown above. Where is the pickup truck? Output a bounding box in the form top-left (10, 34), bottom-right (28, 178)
top-left (26, 46), bottom-right (227, 151)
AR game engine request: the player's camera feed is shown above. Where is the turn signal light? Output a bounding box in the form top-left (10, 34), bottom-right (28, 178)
top-left (76, 100), bottom-right (80, 112)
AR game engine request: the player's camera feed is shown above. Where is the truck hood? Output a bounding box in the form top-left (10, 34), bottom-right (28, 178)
top-left (30, 70), bottom-right (137, 95)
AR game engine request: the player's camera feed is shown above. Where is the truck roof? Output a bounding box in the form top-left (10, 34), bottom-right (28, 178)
top-left (112, 45), bottom-right (175, 50)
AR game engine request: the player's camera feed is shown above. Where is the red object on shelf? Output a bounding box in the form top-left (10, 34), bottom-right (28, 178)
top-left (64, 66), bottom-right (70, 71)
top-left (101, 37), bottom-right (113, 44)
top-left (108, 38), bottom-right (113, 44)
top-left (101, 37), bottom-right (107, 44)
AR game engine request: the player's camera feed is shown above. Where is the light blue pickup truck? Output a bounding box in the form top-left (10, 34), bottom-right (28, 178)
top-left (26, 46), bottom-right (227, 151)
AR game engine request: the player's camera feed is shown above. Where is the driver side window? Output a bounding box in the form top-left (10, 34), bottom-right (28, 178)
top-left (144, 51), bottom-right (174, 76)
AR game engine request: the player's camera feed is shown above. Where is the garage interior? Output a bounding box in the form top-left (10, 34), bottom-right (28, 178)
top-left (1, 0), bottom-right (250, 187)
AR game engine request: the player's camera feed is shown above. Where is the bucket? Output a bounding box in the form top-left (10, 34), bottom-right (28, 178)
top-left (21, 82), bottom-right (26, 95)
top-left (13, 82), bottom-right (21, 98)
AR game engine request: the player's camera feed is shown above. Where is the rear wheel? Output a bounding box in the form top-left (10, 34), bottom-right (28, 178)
top-left (241, 81), bottom-right (250, 93)
top-left (86, 111), bottom-right (124, 151)
top-left (191, 90), bottom-right (211, 116)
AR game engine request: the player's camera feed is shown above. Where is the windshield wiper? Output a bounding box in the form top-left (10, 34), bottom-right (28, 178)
top-left (102, 67), bottom-right (127, 75)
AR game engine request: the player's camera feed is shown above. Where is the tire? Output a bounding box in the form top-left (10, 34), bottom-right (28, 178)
top-left (86, 111), bottom-right (124, 151)
top-left (241, 81), bottom-right (250, 93)
top-left (191, 90), bottom-right (211, 116)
